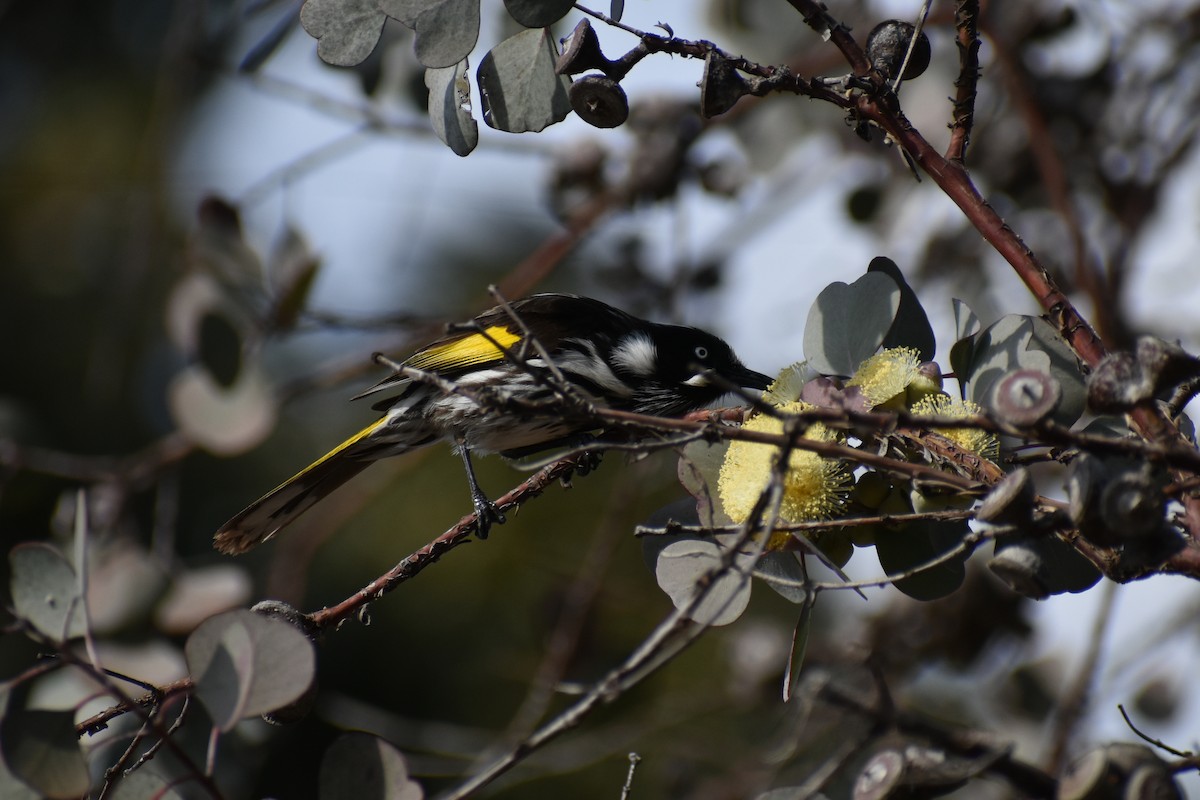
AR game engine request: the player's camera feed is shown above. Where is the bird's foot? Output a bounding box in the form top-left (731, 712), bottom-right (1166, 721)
top-left (472, 493), bottom-right (506, 539)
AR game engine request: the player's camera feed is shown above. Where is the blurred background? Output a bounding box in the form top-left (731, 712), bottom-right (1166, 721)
top-left (5, 0), bottom-right (1200, 797)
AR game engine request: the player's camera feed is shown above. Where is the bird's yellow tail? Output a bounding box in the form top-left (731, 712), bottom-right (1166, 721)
top-left (214, 419), bottom-right (386, 554)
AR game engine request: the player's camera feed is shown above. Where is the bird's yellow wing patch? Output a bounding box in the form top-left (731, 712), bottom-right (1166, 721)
top-left (405, 325), bottom-right (522, 373)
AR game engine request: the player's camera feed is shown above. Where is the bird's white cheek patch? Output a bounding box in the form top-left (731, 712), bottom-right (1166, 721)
top-left (612, 333), bottom-right (658, 376)
top-left (684, 373), bottom-right (710, 387)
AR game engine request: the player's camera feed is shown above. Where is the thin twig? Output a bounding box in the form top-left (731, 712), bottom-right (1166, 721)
top-left (1117, 704), bottom-right (1193, 759)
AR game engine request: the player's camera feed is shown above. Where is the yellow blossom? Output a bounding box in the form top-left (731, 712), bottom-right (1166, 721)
top-left (846, 347), bottom-right (940, 409)
top-left (718, 402), bottom-right (851, 532)
top-left (911, 393), bottom-right (999, 460)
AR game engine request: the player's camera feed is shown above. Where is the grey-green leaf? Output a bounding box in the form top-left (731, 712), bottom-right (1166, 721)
top-left (991, 536), bottom-right (1100, 598)
top-left (185, 609), bottom-right (316, 731)
top-left (949, 299), bottom-right (981, 392)
top-left (503, 0), bottom-right (574, 27)
top-left (870, 257), bottom-right (935, 360)
top-left (300, 0), bottom-right (387, 67)
top-left (9, 543), bottom-right (85, 642)
top-left (108, 770), bottom-right (184, 800)
top-left (803, 271), bottom-right (901, 377)
top-left (655, 539), bottom-right (752, 626)
top-left (0, 701), bottom-right (89, 800)
top-left (754, 552), bottom-right (808, 603)
top-left (477, 28), bottom-right (572, 133)
top-left (319, 731), bottom-right (424, 800)
top-left (380, 0), bottom-right (480, 69)
top-left (963, 314), bottom-right (1085, 425)
top-left (874, 520), bottom-right (968, 600)
top-left (426, 60), bottom-right (479, 156)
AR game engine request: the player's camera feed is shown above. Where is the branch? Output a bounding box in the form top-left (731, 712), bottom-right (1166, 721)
top-left (947, 0), bottom-right (982, 162)
top-left (306, 454), bottom-right (592, 630)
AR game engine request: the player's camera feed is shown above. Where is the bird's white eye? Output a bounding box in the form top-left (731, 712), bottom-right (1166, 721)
top-left (694, 346), bottom-right (709, 361)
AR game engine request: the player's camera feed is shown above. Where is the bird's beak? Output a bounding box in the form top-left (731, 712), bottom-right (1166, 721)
top-left (734, 365), bottom-right (773, 390)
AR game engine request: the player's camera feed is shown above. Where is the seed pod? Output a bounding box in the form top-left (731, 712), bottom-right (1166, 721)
top-left (1099, 469), bottom-right (1163, 540)
top-left (569, 75), bottom-right (629, 128)
top-left (699, 51), bottom-right (754, 118)
top-left (992, 368), bottom-right (1061, 427)
top-left (988, 542), bottom-right (1047, 599)
top-left (555, 18), bottom-right (611, 76)
top-left (976, 467), bottom-right (1034, 526)
top-left (866, 20), bottom-right (931, 81)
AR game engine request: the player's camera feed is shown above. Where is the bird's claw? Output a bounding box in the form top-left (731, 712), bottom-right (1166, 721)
top-left (472, 496), bottom-right (506, 539)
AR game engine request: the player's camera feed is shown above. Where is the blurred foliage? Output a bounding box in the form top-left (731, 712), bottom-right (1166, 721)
top-left (3, 0), bottom-right (1200, 798)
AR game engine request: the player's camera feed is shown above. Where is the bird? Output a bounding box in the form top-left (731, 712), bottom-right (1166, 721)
top-left (214, 293), bottom-right (771, 554)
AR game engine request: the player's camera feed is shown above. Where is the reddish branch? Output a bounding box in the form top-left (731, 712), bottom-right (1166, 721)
top-left (306, 453), bottom-right (592, 630)
top-left (948, 0), bottom-right (982, 162)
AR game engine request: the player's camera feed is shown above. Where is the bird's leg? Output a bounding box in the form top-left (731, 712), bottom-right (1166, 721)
top-left (458, 443), bottom-right (505, 538)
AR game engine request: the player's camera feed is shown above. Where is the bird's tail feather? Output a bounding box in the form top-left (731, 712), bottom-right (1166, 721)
top-left (214, 419), bottom-right (387, 555)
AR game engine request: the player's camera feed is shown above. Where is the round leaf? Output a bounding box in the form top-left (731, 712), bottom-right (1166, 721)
top-left (380, 0), bottom-right (480, 69)
top-left (300, 0), bottom-right (387, 67)
top-left (655, 539), bottom-right (752, 626)
top-left (874, 520), bottom-right (968, 600)
top-left (9, 543), bottom-right (85, 642)
top-left (992, 536), bottom-right (1101, 597)
top-left (949, 298), bottom-right (981, 390)
top-left (477, 28), bottom-right (572, 133)
top-left (319, 732), bottom-right (423, 800)
top-left (168, 362), bottom-right (277, 456)
top-left (108, 770), bottom-right (184, 800)
top-left (803, 271), bottom-right (901, 377)
top-left (426, 59), bottom-right (479, 157)
top-left (963, 314), bottom-right (1085, 425)
top-left (870, 257), bottom-right (936, 360)
top-left (0, 702), bottom-right (89, 800)
top-left (185, 609), bottom-right (316, 731)
top-left (503, 0), bottom-right (574, 27)
top-left (754, 551), bottom-right (809, 603)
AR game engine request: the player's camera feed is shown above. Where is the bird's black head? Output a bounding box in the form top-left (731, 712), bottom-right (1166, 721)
top-left (609, 324), bottom-right (772, 416)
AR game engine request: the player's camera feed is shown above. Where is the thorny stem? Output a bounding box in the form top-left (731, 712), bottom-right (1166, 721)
top-left (947, 0), bottom-right (982, 162)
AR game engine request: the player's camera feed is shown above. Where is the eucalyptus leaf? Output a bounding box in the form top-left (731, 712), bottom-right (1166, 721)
top-left (426, 59), bottom-right (479, 156)
top-left (267, 225), bottom-right (321, 331)
top-left (168, 361), bottom-right (277, 457)
top-left (9, 543), bottom-right (85, 642)
top-left (874, 520), bottom-right (968, 600)
top-left (992, 536), bottom-right (1101, 597)
top-left (655, 539), bottom-right (752, 626)
top-left (949, 299), bottom-right (981, 395)
top-left (0, 703), bottom-right (89, 800)
top-left (319, 731), bottom-right (424, 800)
top-left (300, 0), bottom-right (387, 67)
top-left (870, 257), bottom-right (935, 360)
top-left (380, 0), bottom-right (480, 69)
top-left (676, 439), bottom-right (732, 527)
top-left (108, 770), bottom-right (184, 800)
top-left (185, 609), bottom-right (316, 731)
top-left (610, 0), bottom-right (624, 22)
top-left (953, 297), bottom-right (981, 341)
top-left (783, 601), bottom-right (813, 703)
top-left (803, 271), bottom-right (901, 377)
top-left (963, 314), bottom-right (1085, 425)
top-left (503, 0), bottom-right (574, 27)
top-left (477, 28), bottom-right (572, 133)
top-left (754, 552), bottom-right (808, 603)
